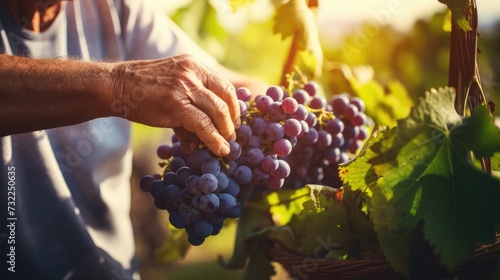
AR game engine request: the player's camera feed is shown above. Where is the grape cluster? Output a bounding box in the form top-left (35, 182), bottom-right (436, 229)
top-left (282, 84), bottom-right (369, 189)
top-left (139, 140), bottom-right (242, 246)
top-left (140, 82), bottom-right (369, 245)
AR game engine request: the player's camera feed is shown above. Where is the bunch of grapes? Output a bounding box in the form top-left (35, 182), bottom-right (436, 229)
top-left (281, 84), bottom-right (369, 189)
top-left (139, 140), bottom-right (243, 246)
top-left (139, 81), bottom-right (369, 245)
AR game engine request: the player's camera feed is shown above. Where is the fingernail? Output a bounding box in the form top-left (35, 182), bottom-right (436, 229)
top-left (220, 142), bottom-right (230, 156)
top-left (235, 118), bottom-right (241, 128)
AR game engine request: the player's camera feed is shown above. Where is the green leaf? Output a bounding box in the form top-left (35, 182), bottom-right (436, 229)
top-left (438, 0), bottom-right (473, 31)
top-left (451, 105), bottom-right (500, 158)
top-left (340, 125), bottom-right (391, 197)
top-left (268, 188), bottom-right (310, 226)
top-left (288, 185), bottom-right (356, 259)
top-left (274, 0), bottom-right (323, 77)
top-left (367, 88), bottom-right (500, 271)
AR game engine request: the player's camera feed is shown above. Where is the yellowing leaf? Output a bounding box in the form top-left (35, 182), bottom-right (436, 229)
top-left (274, 0), bottom-right (323, 78)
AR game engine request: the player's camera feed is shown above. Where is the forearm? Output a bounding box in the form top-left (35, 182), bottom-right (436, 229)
top-left (0, 54), bottom-right (115, 136)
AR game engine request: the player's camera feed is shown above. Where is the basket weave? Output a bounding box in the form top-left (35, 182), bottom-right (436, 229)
top-left (269, 234), bottom-right (500, 280)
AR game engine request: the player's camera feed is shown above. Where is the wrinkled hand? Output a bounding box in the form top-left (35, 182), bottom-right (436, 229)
top-left (111, 54), bottom-right (240, 156)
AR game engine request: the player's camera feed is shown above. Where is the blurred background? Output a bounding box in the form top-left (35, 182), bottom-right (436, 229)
top-left (130, 1), bottom-right (500, 279)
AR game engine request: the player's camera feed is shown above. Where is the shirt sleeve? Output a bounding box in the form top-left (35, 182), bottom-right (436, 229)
top-left (116, 0), bottom-right (218, 68)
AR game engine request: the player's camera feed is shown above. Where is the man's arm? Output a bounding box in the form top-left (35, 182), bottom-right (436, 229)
top-left (0, 53), bottom-right (239, 156)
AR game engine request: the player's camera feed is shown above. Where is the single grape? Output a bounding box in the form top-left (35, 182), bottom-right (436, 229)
top-left (154, 197), bottom-right (170, 210)
top-left (234, 166), bottom-right (253, 184)
top-left (261, 154), bottom-right (279, 173)
top-left (185, 175), bottom-right (201, 195)
top-left (250, 117), bottom-right (268, 136)
top-left (330, 95), bottom-right (350, 115)
top-left (216, 172), bottom-right (229, 192)
top-left (198, 193), bottom-right (220, 213)
top-left (194, 218), bottom-right (214, 238)
top-left (156, 144), bottom-right (172, 160)
top-left (201, 157), bottom-right (221, 176)
top-left (268, 102), bottom-right (286, 122)
top-left (264, 122), bottom-right (285, 142)
top-left (316, 130), bottom-right (332, 149)
top-left (350, 97), bottom-right (365, 112)
top-left (247, 135), bottom-right (262, 149)
top-left (150, 180), bottom-right (165, 198)
top-left (305, 112), bottom-right (318, 127)
top-left (198, 173), bottom-right (218, 194)
top-left (188, 233), bottom-right (205, 246)
top-left (284, 118), bottom-right (302, 137)
top-left (227, 203), bottom-right (242, 219)
top-left (255, 95), bottom-right (273, 113)
top-left (302, 127), bottom-right (319, 145)
top-left (139, 175), bottom-right (156, 192)
top-left (267, 177), bottom-right (285, 190)
top-left (211, 221), bottom-right (224, 235)
top-left (281, 97), bottom-right (299, 114)
top-left (239, 100), bottom-right (248, 116)
top-left (204, 211), bottom-right (224, 224)
top-left (236, 124), bottom-right (252, 143)
top-left (161, 184), bottom-right (181, 204)
top-left (325, 118), bottom-right (344, 135)
top-left (189, 148), bottom-right (211, 169)
top-left (271, 160), bottom-right (291, 179)
top-left (293, 89), bottom-right (310, 104)
top-left (291, 104), bottom-right (308, 121)
top-left (224, 141), bottom-right (242, 161)
top-left (169, 157), bottom-right (186, 173)
top-left (343, 104), bottom-right (359, 119)
top-left (252, 166), bottom-right (270, 185)
top-left (351, 112), bottom-right (367, 126)
top-left (224, 178), bottom-right (240, 197)
top-left (357, 125), bottom-right (369, 141)
top-left (246, 148), bottom-right (265, 167)
top-left (236, 87), bottom-right (252, 102)
top-left (218, 193), bottom-right (237, 215)
top-left (266, 85), bottom-right (284, 101)
top-left (169, 211), bottom-right (188, 229)
top-left (273, 138), bottom-right (292, 156)
top-left (331, 133), bottom-right (345, 148)
top-left (303, 81), bottom-right (319, 96)
top-left (343, 125), bottom-right (360, 139)
top-left (309, 96), bottom-right (326, 109)
top-left (176, 166), bottom-right (192, 185)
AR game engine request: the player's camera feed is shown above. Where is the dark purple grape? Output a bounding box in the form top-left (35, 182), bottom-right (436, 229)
top-left (234, 166), bottom-right (252, 184)
top-left (303, 81), bottom-right (319, 96)
top-left (351, 112), bottom-right (367, 126)
top-left (139, 175), bottom-right (156, 192)
top-left (309, 96), bottom-right (326, 109)
top-left (161, 184), bottom-right (181, 204)
top-left (198, 173), bottom-right (218, 194)
top-left (224, 141), bottom-right (242, 161)
top-left (218, 193), bottom-right (237, 215)
top-left (330, 95), bottom-right (350, 115)
top-left (350, 97), bottom-right (365, 112)
top-left (156, 144), bottom-right (172, 159)
top-left (325, 118), bottom-right (344, 135)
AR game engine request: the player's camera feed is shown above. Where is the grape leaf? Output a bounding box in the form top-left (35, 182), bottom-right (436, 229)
top-left (339, 125), bottom-right (393, 197)
top-left (288, 185), bottom-right (358, 259)
top-left (438, 0), bottom-right (473, 31)
top-left (368, 88), bottom-right (500, 271)
top-left (274, 0), bottom-right (323, 77)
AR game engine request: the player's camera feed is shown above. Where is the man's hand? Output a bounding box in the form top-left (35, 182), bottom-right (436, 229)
top-left (111, 54), bottom-right (240, 156)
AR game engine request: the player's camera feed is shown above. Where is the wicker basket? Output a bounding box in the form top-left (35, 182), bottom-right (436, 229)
top-left (269, 234), bottom-right (500, 280)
